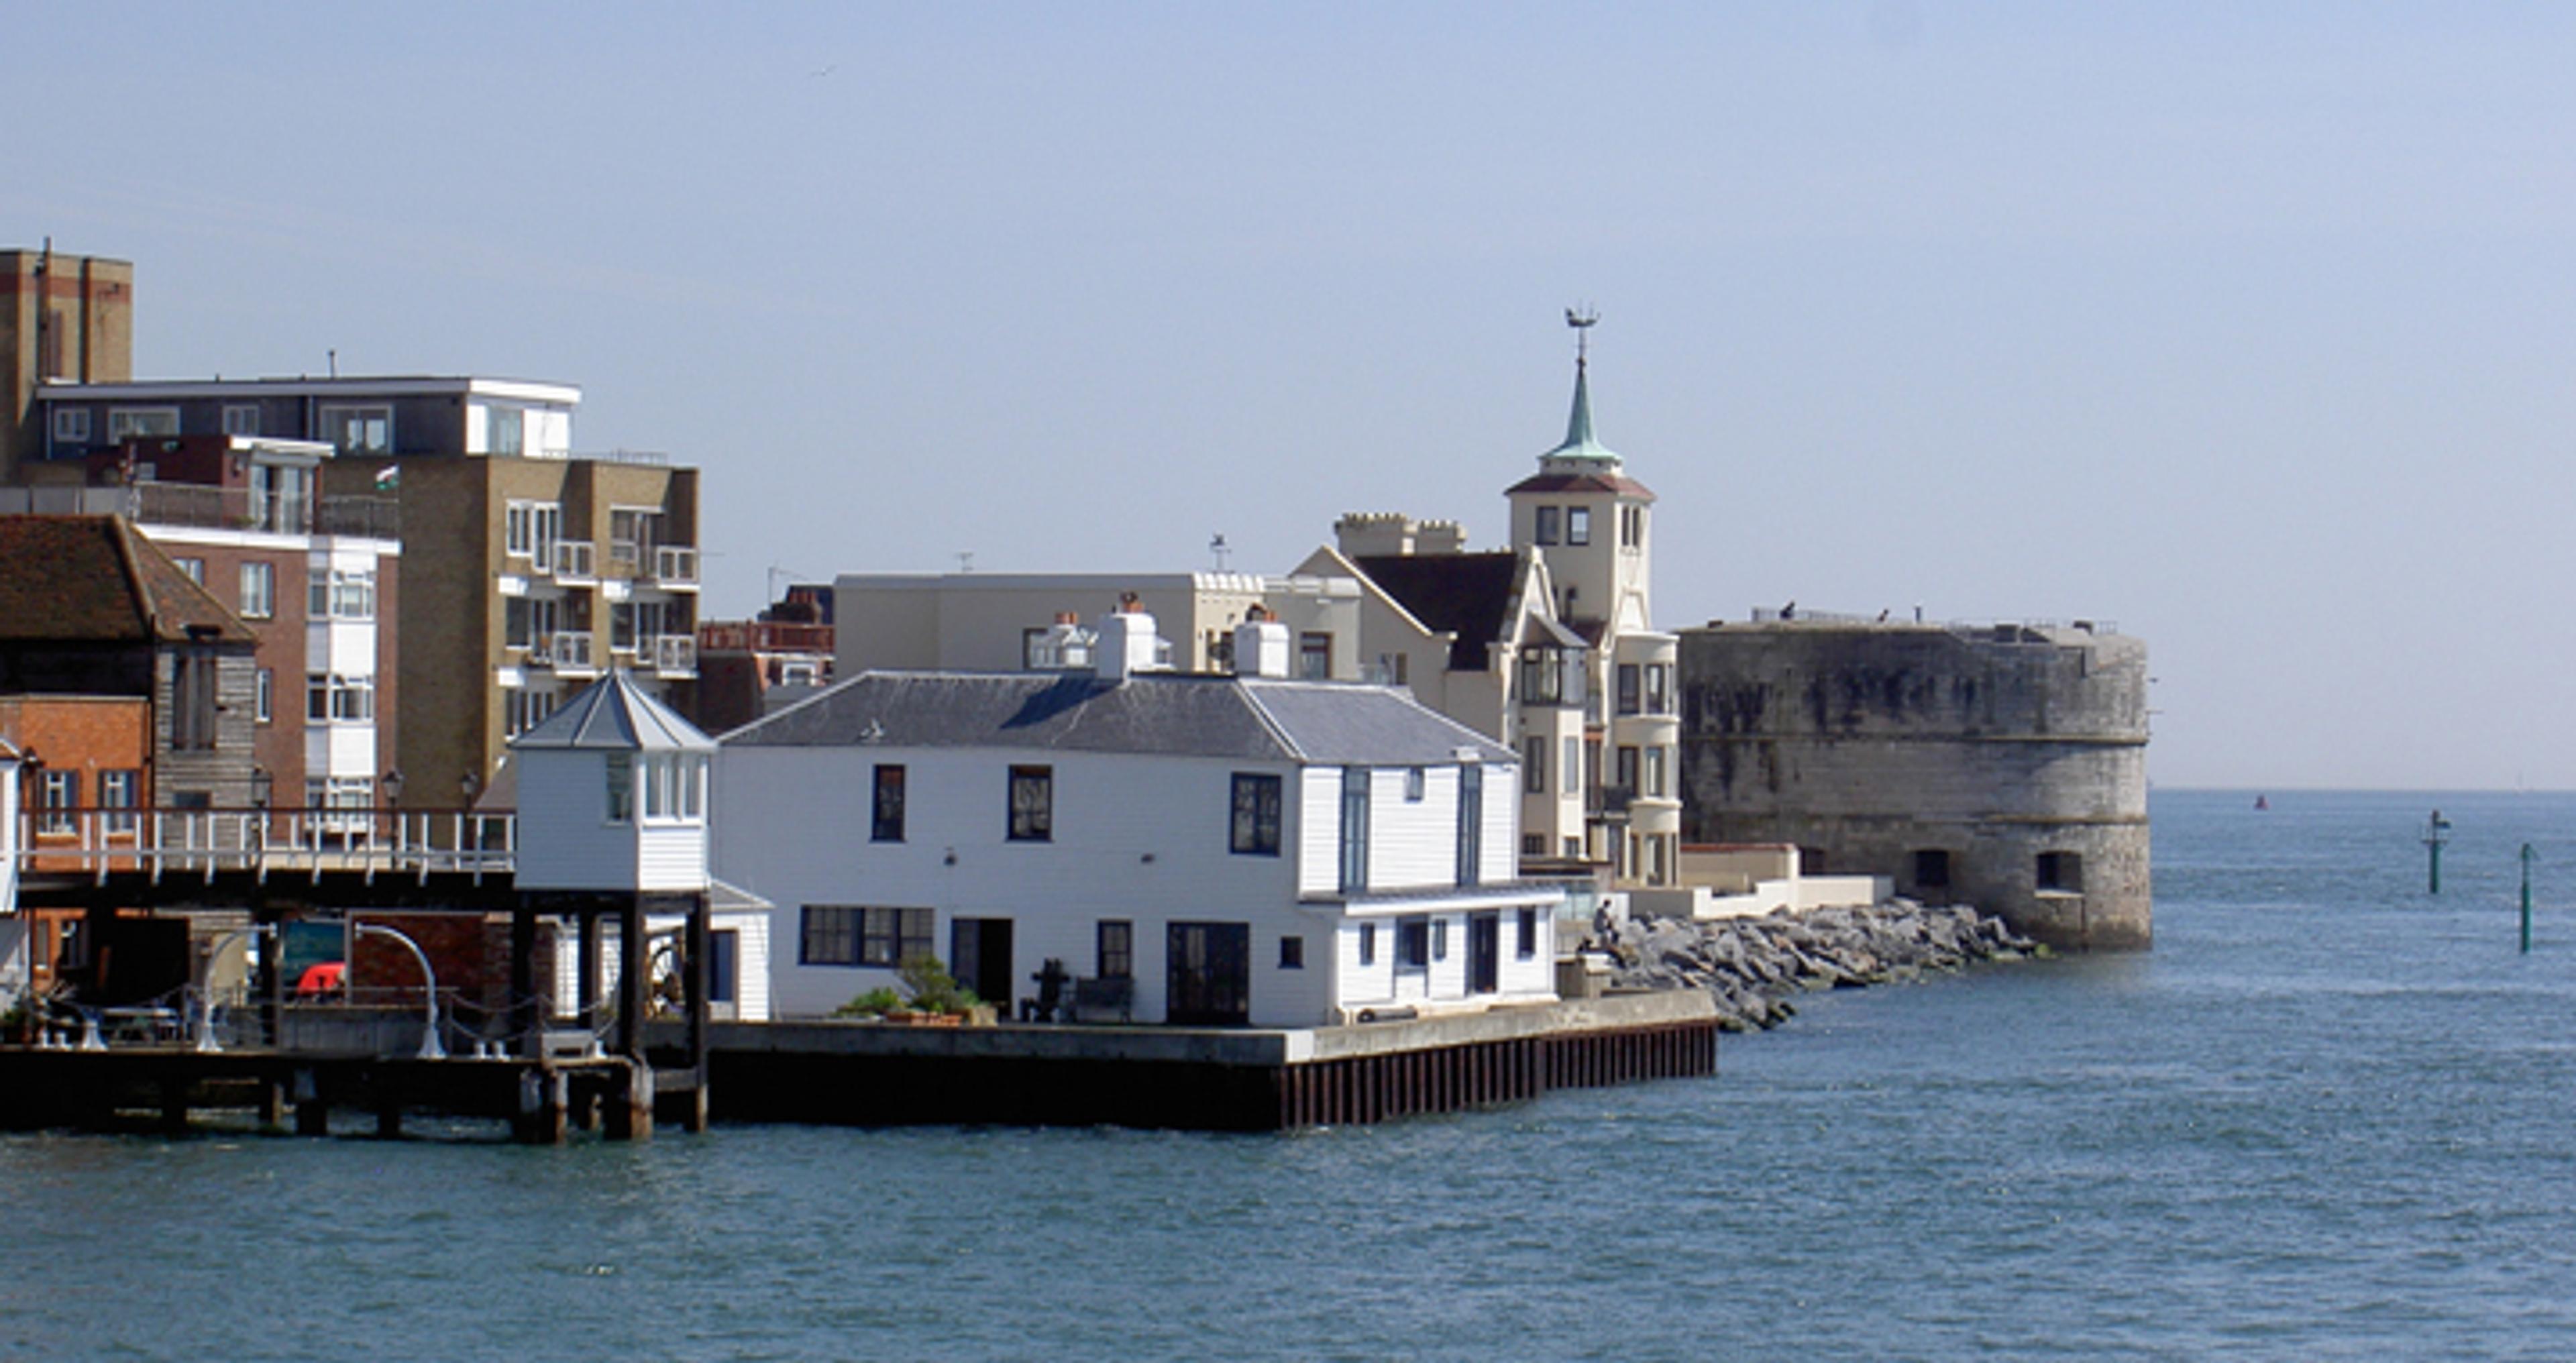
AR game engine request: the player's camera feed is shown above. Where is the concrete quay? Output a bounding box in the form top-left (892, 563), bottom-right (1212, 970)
top-left (653, 990), bottom-right (1719, 1132)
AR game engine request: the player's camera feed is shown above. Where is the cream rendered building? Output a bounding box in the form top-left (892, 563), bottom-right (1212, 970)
top-left (1297, 343), bottom-right (1681, 885)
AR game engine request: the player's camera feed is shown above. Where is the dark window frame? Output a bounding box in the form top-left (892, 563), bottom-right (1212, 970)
top-left (1358, 922), bottom-right (1377, 967)
top-left (871, 763), bottom-right (906, 842)
top-left (1279, 936), bottom-right (1304, 969)
top-left (1230, 772), bottom-right (1283, 856)
top-left (1097, 920), bottom-right (1134, 979)
top-left (1566, 505), bottom-right (1591, 546)
top-left (1534, 505), bottom-right (1561, 546)
top-left (798, 905), bottom-right (862, 966)
top-left (1008, 764), bottom-right (1053, 842)
top-left (1517, 906), bottom-right (1540, 959)
top-left (1338, 767), bottom-right (1370, 893)
top-left (858, 906), bottom-right (936, 967)
top-left (1395, 915), bottom-right (1430, 971)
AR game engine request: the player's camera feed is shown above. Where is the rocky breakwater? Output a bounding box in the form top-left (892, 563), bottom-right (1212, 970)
top-left (1599, 902), bottom-right (2041, 1032)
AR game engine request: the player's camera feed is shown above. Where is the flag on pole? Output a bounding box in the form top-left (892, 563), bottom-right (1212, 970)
top-left (374, 465), bottom-right (400, 491)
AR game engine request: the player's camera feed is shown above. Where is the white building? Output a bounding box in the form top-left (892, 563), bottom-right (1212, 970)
top-left (715, 610), bottom-right (1561, 1027)
top-left (833, 570), bottom-right (1363, 682)
top-left (1295, 335), bottom-right (1682, 885)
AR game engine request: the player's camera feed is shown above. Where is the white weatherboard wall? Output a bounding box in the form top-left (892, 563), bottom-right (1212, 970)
top-left (515, 750), bottom-right (637, 890)
top-left (718, 745), bottom-right (1316, 1023)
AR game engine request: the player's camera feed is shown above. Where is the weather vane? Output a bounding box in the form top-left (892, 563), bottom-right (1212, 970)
top-left (1565, 305), bottom-right (1599, 364)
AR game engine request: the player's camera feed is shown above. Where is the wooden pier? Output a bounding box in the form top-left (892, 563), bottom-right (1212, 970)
top-left (0, 1046), bottom-right (688, 1143)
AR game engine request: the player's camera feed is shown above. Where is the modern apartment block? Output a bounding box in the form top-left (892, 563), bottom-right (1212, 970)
top-left (1297, 341), bottom-right (1681, 885)
top-left (1, 246), bottom-right (133, 484)
top-left (30, 372), bottom-right (698, 807)
top-left (0, 434), bottom-right (401, 816)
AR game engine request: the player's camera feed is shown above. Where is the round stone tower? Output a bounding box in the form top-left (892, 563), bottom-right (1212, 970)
top-left (1677, 618), bottom-right (2150, 950)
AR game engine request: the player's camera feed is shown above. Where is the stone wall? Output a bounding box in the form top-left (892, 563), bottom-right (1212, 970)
top-left (1676, 622), bottom-right (2150, 950)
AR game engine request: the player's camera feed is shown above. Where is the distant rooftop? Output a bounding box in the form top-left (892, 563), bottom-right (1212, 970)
top-left (40, 375), bottom-right (580, 404)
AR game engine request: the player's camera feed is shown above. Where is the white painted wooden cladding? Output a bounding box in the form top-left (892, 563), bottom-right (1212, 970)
top-left (1297, 767), bottom-right (1341, 898)
top-left (637, 824), bottom-right (709, 892)
top-left (1293, 761), bottom-right (1519, 895)
top-left (1482, 765), bottom-right (1517, 883)
top-left (549, 906), bottom-right (771, 1023)
top-left (718, 744), bottom-right (1322, 1022)
top-left (1334, 903), bottom-right (1554, 1009)
top-left (512, 749), bottom-right (637, 891)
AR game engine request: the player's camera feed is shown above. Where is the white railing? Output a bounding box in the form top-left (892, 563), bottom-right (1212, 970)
top-left (553, 539), bottom-right (597, 580)
top-left (540, 631), bottom-right (598, 672)
top-left (15, 807), bottom-right (517, 885)
top-left (651, 545), bottom-right (699, 586)
top-left (649, 633), bottom-right (696, 674)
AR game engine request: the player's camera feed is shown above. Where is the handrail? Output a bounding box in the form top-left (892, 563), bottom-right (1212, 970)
top-left (15, 806), bottom-right (517, 881)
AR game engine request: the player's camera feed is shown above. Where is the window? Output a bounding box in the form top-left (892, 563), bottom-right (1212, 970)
top-left (1645, 663), bottom-right (1672, 714)
top-left (312, 569), bottom-right (376, 620)
top-left (172, 557), bottom-right (205, 584)
top-left (172, 646), bottom-right (219, 749)
top-left (2037, 851), bottom-right (2084, 893)
top-left (640, 753), bottom-right (704, 822)
top-left (1405, 767), bottom-right (1426, 802)
top-left (222, 404), bottom-right (261, 437)
top-left (1397, 916), bottom-right (1430, 970)
top-left (1567, 506), bottom-right (1591, 545)
top-left (1524, 737), bottom-right (1546, 794)
top-left (1615, 745), bottom-right (1640, 796)
top-left (1621, 505), bottom-right (1646, 549)
top-left (107, 407), bottom-right (178, 441)
top-left (1432, 918), bottom-right (1450, 961)
top-left (1456, 764), bottom-right (1483, 886)
top-left (859, 906), bottom-right (936, 967)
top-left (1617, 663), bottom-right (1642, 714)
top-left (1522, 834), bottom-right (1544, 856)
top-left (872, 764), bottom-right (906, 841)
top-left (239, 561), bottom-right (274, 619)
top-left (1339, 766), bottom-right (1370, 893)
top-left (486, 404), bottom-right (524, 456)
top-left (1534, 506), bottom-right (1561, 545)
top-left (38, 770), bottom-right (77, 834)
top-left (1564, 737), bottom-right (1580, 796)
top-left (604, 751), bottom-right (633, 823)
top-left (1913, 849), bottom-right (1952, 890)
top-left (101, 769), bottom-right (140, 834)
top-left (609, 508), bottom-right (661, 569)
top-left (1279, 936), bottom-right (1304, 969)
top-left (52, 408), bottom-right (91, 443)
top-left (506, 687), bottom-right (557, 737)
top-left (1008, 765), bottom-right (1053, 841)
top-left (1299, 631), bottom-right (1332, 680)
top-left (305, 673), bottom-right (374, 722)
top-left (504, 500), bottom-right (559, 563)
top-left (254, 668), bottom-right (274, 724)
top-left (1517, 906), bottom-right (1540, 959)
top-left (1097, 920), bottom-right (1134, 979)
top-left (1645, 745), bottom-right (1668, 800)
top-left (1230, 772), bottom-right (1282, 855)
top-left (800, 906), bottom-right (861, 966)
top-left (317, 404), bottom-right (392, 455)
top-left (1358, 922), bottom-right (1377, 967)
top-left (708, 930), bottom-right (739, 1004)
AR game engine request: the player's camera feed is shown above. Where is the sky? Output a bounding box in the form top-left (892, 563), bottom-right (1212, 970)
top-left (7, 3), bottom-right (2574, 789)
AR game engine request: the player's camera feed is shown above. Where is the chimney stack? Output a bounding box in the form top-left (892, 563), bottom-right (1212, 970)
top-left (1232, 604), bottom-right (1292, 679)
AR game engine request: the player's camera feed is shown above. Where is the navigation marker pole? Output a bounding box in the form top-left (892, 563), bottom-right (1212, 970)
top-left (2520, 843), bottom-right (2535, 954)
top-left (2424, 809), bottom-right (2452, 895)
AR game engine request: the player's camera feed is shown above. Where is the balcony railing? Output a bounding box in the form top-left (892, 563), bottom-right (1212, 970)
top-left (699, 620), bottom-right (833, 653)
top-left (552, 540), bottom-right (597, 580)
top-left (16, 806), bottom-right (517, 882)
top-left (651, 545), bottom-right (699, 586)
top-left (649, 634), bottom-right (697, 674)
top-left (527, 631), bottom-right (598, 672)
top-left (1, 480), bottom-right (398, 538)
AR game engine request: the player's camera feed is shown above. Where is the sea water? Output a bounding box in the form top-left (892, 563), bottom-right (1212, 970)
top-left (4, 789), bottom-right (2573, 1361)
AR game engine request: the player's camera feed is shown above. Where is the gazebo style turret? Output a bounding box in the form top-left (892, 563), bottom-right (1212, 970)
top-left (507, 670), bottom-right (718, 1134)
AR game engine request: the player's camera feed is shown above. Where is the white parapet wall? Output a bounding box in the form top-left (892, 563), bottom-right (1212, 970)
top-left (1628, 874), bottom-right (1892, 922)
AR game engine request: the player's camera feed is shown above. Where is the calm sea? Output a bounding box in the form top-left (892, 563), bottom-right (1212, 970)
top-left (5, 789), bottom-right (2574, 1362)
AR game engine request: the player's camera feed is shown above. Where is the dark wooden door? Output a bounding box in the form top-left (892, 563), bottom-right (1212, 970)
top-left (950, 917), bottom-right (1013, 1008)
top-left (1165, 922), bottom-right (1250, 1026)
top-left (1468, 912), bottom-right (1500, 994)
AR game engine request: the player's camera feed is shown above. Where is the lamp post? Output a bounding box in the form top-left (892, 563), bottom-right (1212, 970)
top-left (354, 922), bottom-right (445, 1060)
top-left (379, 767), bottom-right (403, 861)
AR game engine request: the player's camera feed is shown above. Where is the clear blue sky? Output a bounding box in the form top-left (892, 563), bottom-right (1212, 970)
top-left (9, 3), bottom-right (2573, 789)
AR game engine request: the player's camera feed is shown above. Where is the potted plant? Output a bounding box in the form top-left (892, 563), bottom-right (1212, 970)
top-left (887, 955), bottom-right (985, 1026)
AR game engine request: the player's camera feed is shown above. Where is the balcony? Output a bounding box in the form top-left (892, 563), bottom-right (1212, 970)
top-left (552, 540), bottom-right (597, 582)
top-left (651, 545), bottom-right (699, 588)
top-left (647, 633), bottom-right (698, 675)
top-left (531, 631), bottom-right (599, 675)
top-left (3, 480), bottom-right (402, 539)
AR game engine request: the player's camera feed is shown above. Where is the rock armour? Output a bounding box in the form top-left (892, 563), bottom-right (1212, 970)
top-left (1595, 901), bottom-right (2039, 1032)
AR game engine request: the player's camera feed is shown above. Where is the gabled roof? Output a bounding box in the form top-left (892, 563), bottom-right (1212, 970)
top-left (1350, 553), bottom-right (1521, 671)
top-left (725, 670), bottom-right (1515, 767)
top-left (0, 516), bottom-right (255, 645)
top-left (512, 670), bottom-right (716, 752)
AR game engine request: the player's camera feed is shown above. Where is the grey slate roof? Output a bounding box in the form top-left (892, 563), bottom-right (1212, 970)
top-left (725, 670), bottom-right (1516, 767)
top-left (512, 670), bottom-right (716, 752)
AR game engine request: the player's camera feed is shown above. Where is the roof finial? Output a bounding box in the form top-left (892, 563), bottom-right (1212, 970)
top-left (1566, 305), bottom-right (1598, 370)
